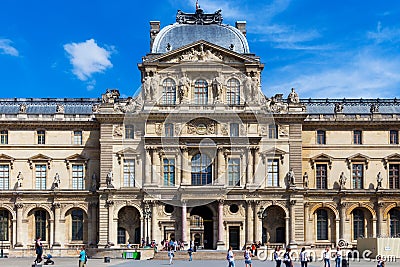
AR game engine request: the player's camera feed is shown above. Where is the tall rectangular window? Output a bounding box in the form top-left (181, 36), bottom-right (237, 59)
top-left (230, 123), bottom-right (239, 137)
top-left (269, 124), bottom-right (277, 139)
top-left (316, 164), bottom-right (327, 189)
top-left (317, 209), bottom-right (328, 240)
top-left (194, 80), bottom-right (208, 104)
top-left (226, 78), bottom-right (240, 105)
top-left (0, 210), bottom-right (9, 241)
top-left (73, 131), bottom-right (82, 145)
top-left (165, 123), bottom-right (174, 137)
top-left (352, 164), bottom-right (364, 189)
top-left (353, 130), bottom-right (362, 144)
top-left (0, 165), bottom-right (9, 190)
top-left (71, 210), bottom-right (84, 241)
top-left (35, 164), bottom-right (46, 189)
top-left (389, 164), bottom-right (400, 189)
top-left (37, 130), bottom-right (45, 144)
top-left (163, 159), bottom-right (175, 186)
top-left (35, 210), bottom-right (46, 241)
top-left (390, 130), bottom-right (399, 145)
top-left (125, 125), bottom-right (134, 139)
top-left (123, 159), bottom-right (135, 187)
top-left (267, 159), bottom-right (279, 186)
top-left (72, 164), bottom-right (84, 190)
top-left (228, 158), bottom-right (240, 186)
top-left (0, 130), bottom-right (8, 145)
top-left (317, 130), bottom-right (326, 145)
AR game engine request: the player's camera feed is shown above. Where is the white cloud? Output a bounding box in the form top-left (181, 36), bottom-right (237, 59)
top-left (367, 21), bottom-right (400, 44)
top-left (0, 39), bottom-right (19, 56)
top-left (64, 39), bottom-right (114, 81)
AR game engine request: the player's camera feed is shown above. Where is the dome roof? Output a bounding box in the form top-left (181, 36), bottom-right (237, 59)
top-left (152, 23), bottom-right (250, 54)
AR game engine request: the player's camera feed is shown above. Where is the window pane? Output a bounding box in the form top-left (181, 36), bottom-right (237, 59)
top-left (226, 78), bottom-right (240, 105)
top-left (353, 209), bottom-right (365, 240)
top-left (389, 164), bottom-right (400, 189)
top-left (72, 165), bottom-right (84, 190)
top-left (194, 80), bottom-right (208, 104)
top-left (0, 165), bottom-right (9, 190)
top-left (73, 131), bottom-right (82, 145)
top-left (35, 210), bottom-right (47, 241)
top-left (352, 164), bottom-right (363, 189)
top-left (37, 130), bottom-right (45, 144)
top-left (269, 124), bottom-right (277, 139)
top-left (390, 130), bottom-right (399, 145)
top-left (117, 227), bottom-right (126, 244)
top-left (162, 78), bottom-right (176, 105)
top-left (35, 164), bottom-right (46, 189)
top-left (191, 154), bottom-right (212, 185)
top-left (123, 159), bottom-right (135, 187)
top-left (267, 159), bottom-right (279, 186)
top-left (0, 210), bottom-right (9, 241)
top-left (354, 130), bottom-right (362, 144)
top-left (317, 130), bottom-right (326, 144)
top-left (230, 123), bottom-right (239, 137)
top-left (390, 209), bottom-right (400, 237)
top-left (163, 159), bottom-right (175, 186)
top-left (228, 158), bottom-right (240, 186)
top-left (165, 123), bottom-right (174, 137)
top-left (71, 210), bottom-right (84, 241)
top-left (0, 130), bottom-right (8, 145)
top-left (316, 164), bottom-right (327, 189)
top-left (317, 209), bottom-right (328, 240)
top-left (125, 125), bottom-right (134, 139)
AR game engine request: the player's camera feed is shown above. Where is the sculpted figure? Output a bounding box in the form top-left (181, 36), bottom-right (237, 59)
top-left (91, 173), bottom-right (97, 192)
top-left (287, 168), bottom-right (295, 186)
top-left (17, 172), bottom-right (23, 187)
top-left (19, 104), bottom-right (27, 113)
top-left (377, 172), bottom-right (383, 188)
top-left (142, 76), bottom-right (152, 101)
top-left (334, 103), bottom-right (343, 113)
top-left (339, 172), bottom-right (347, 189)
top-left (244, 76), bottom-right (253, 102)
top-left (53, 173), bottom-right (61, 189)
top-left (106, 170), bottom-right (114, 188)
top-left (303, 172), bottom-right (309, 188)
top-left (212, 75), bottom-right (223, 102)
top-left (179, 74), bottom-right (190, 102)
top-left (287, 88), bottom-right (299, 104)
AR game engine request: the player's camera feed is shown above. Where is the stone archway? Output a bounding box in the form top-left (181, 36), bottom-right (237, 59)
top-left (190, 205), bottom-right (214, 249)
top-left (262, 205), bottom-right (286, 244)
top-left (117, 206), bottom-right (141, 245)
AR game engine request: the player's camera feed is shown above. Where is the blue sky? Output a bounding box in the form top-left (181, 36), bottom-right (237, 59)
top-left (1, 0), bottom-right (399, 99)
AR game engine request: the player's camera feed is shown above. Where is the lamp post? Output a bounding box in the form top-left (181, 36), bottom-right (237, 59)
top-left (144, 204), bottom-right (152, 246)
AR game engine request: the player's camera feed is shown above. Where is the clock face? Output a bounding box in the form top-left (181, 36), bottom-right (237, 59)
top-left (196, 123), bottom-right (207, 134)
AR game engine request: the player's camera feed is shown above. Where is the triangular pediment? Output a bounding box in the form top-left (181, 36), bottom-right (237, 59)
top-left (0, 153), bottom-right (15, 161)
top-left (147, 40), bottom-right (259, 64)
top-left (263, 148), bottom-right (287, 155)
top-left (65, 153), bottom-right (89, 161)
top-left (310, 153), bottom-right (333, 162)
top-left (384, 153), bottom-right (400, 161)
top-left (29, 153), bottom-right (52, 161)
top-left (116, 147), bottom-right (139, 156)
top-left (347, 153), bottom-right (370, 161)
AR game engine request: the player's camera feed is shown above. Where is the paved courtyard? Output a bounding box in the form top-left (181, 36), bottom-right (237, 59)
top-left (0, 257), bottom-right (397, 267)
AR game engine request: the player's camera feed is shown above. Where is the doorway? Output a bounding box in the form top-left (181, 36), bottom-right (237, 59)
top-left (229, 226), bottom-right (240, 250)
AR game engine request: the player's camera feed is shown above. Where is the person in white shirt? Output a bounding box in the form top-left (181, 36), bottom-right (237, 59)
top-left (300, 247), bottom-right (309, 267)
top-left (274, 246), bottom-right (282, 267)
top-left (323, 247), bottom-right (331, 267)
top-left (227, 246), bottom-right (235, 267)
top-left (335, 247), bottom-right (342, 267)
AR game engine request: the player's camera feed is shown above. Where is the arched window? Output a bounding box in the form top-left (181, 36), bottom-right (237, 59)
top-left (226, 78), bottom-right (240, 105)
top-left (35, 210), bottom-right (47, 241)
top-left (390, 209), bottom-right (400, 237)
top-left (194, 80), bottom-right (208, 104)
top-left (316, 209), bottom-right (328, 240)
top-left (71, 209), bottom-right (84, 241)
top-left (353, 209), bottom-right (365, 240)
top-left (191, 153), bottom-right (212, 185)
top-left (162, 78), bottom-right (176, 105)
top-left (0, 210), bottom-right (9, 241)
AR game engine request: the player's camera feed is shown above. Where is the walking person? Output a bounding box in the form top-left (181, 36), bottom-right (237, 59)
top-left (300, 247), bottom-right (309, 267)
top-left (168, 247), bottom-right (174, 265)
top-left (187, 246), bottom-right (193, 261)
top-left (274, 246), bottom-right (282, 267)
top-left (323, 247), bottom-right (331, 267)
top-left (34, 236), bottom-right (43, 264)
top-left (335, 247), bottom-right (342, 267)
top-left (244, 246), bottom-right (254, 267)
top-left (283, 247), bottom-right (293, 267)
top-left (226, 246), bottom-right (235, 267)
top-left (78, 246), bottom-right (87, 267)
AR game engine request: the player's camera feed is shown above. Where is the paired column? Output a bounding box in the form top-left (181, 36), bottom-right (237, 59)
top-left (144, 148), bottom-right (152, 185)
top-left (376, 202), bottom-right (384, 237)
top-left (253, 201), bottom-right (261, 242)
top-left (181, 147), bottom-right (190, 185)
top-left (246, 200), bottom-right (254, 243)
top-left (182, 202), bottom-right (187, 244)
top-left (217, 147), bottom-right (225, 185)
top-left (106, 199), bottom-right (115, 245)
top-left (15, 203), bottom-right (23, 247)
top-left (288, 200), bottom-right (296, 245)
top-left (246, 149), bottom-right (253, 185)
top-left (52, 202), bottom-right (61, 247)
top-left (339, 202), bottom-right (347, 240)
top-left (151, 149), bottom-right (158, 185)
top-left (217, 200), bottom-right (224, 243)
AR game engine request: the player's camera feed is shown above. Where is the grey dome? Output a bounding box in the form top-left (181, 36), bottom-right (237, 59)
top-left (152, 23), bottom-right (250, 54)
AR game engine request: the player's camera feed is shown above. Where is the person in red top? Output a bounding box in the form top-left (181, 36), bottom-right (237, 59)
top-left (251, 243), bottom-right (256, 256)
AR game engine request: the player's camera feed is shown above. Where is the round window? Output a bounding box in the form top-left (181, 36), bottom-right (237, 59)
top-left (164, 204), bottom-right (174, 214)
top-left (229, 204), bottom-right (239, 213)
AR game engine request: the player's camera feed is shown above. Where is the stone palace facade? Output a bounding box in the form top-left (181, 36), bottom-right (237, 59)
top-left (0, 7), bottom-right (399, 254)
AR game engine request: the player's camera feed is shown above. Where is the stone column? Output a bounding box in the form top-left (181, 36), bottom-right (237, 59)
top-left (87, 202), bottom-right (97, 246)
top-left (246, 149), bottom-right (253, 185)
top-left (49, 219), bottom-right (54, 247)
top-left (335, 219), bottom-right (340, 245)
top-left (15, 203), bottom-right (23, 247)
top-left (376, 202), bottom-right (384, 237)
top-left (106, 200), bottom-right (115, 246)
top-left (254, 201), bottom-right (261, 243)
top-left (151, 202), bottom-right (157, 243)
top-left (181, 147), bottom-right (190, 185)
top-left (246, 200), bottom-right (253, 244)
top-left (144, 148), bottom-right (151, 185)
top-left (372, 219), bottom-right (377, 238)
top-left (217, 147), bottom-right (225, 185)
top-left (182, 202), bottom-right (187, 244)
top-left (52, 202), bottom-right (61, 247)
top-left (217, 200), bottom-right (225, 249)
top-left (151, 149), bottom-right (158, 185)
top-left (176, 152), bottom-right (182, 185)
top-left (140, 218), bottom-right (144, 241)
top-left (11, 219), bottom-right (16, 248)
top-left (288, 200), bottom-right (296, 245)
top-left (304, 202), bottom-right (310, 244)
top-left (253, 148), bottom-right (260, 184)
top-left (339, 202), bottom-right (347, 240)
top-left (285, 217), bottom-right (290, 245)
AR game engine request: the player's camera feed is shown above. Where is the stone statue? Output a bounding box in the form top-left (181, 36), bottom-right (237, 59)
top-left (212, 75), bottom-right (223, 103)
top-left (339, 172), bottom-right (347, 189)
top-left (150, 74), bottom-right (160, 100)
top-left (178, 74), bottom-right (190, 102)
top-left (287, 168), bottom-right (295, 187)
top-left (53, 173), bottom-right (61, 189)
top-left (91, 173), bottom-right (97, 192)
top-left (251, 76), bottom-right (260, 102)
top-left (303, 172), bottom-right (309, 188)
top-left (102, 89), bottom-right (120, 104)
top-left (19, 104), bottom-right (27, 113)
top-left (287, 88), bottom-right (299, 104)
top-left (17, 172), bottom-right (23, 188)
top-left (376, 172), bottom-right (383, 188)
top-left (142, 76), bottom-right (152, 101)
top-left (370, 103), bottom-right (379, 113)
top-left (106, 170), bottom-right (114, 188)
top-left (56, 104), bottom-right (65, 113)
top-left (244, 76), bottom-right (253, 102)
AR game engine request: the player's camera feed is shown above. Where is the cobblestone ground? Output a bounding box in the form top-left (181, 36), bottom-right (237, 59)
top-left (0, 258), bottom-right (397, 267)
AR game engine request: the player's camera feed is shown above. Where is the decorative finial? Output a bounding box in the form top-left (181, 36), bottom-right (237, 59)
top-left (196, 0), bottom-right (199, 10)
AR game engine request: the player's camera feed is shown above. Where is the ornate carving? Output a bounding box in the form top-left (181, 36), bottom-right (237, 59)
top-left (16, 172), bottom-right (23, 188)
top-left (303, 172), bottom-right (309, 188)
top-left (339, 172), bottom-right (347, 190)
top-left (176, 9), bottom-right (223, 25)
top-left (113, 125), bottom-right (123, 137)
top-left (334, 102), bottom-right (344, 113)
top-left (52, 202), bottom-right (61, 209)
top-left (56, 104), bottom-right (64, 113)
top-left (287, 88), bottom-right (300, 104)
top-left (221, 123), bottom-right (228, 136)
top-left (186, 119), bottom-right (215, 135)
top-left (370, 103), bottom-right (379, 113)
top-left (278, 124), bottom-right (289, 137)
top-left (92, 104), bottom-right (100, 113)
top-left (289, 200), bottom-right (296, 206)
top-left (286, 168), bottom-right (295, 188)
top-left (264, 94), bottom-right (288, 113)
top-left (142, 74), bottom-right (159, 102)
top-left (15, 203), bottom-right (24, 209)
top-left (376, 172), bottom-right (383, 189)
top-left (114, 97), bottom-right (139, 113)
top-left (106, 170), bottom-right (114, 188)
top-left (105, 199), bottom-right (114, 207)
top-left (51, 173), bottom-right (61, 190)
top-left (155, 123), bottom-right (162, 136)
top-left (240, 124), bottom-right (247, 135)
top-left (102, 89), bottom-right (120, 104)
top-left (178, 74), bottom-right (190, 103)
top-left (178, 44), bottom-right (223, 62)
top-left (212, 74), bottom-right (223, 103)
top-left (19, 103), bottom-right (27, 113)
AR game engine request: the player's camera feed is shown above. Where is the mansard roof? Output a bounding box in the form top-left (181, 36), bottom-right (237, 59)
top-left (0, 98), bottom-right (100, 115)
top-left (152, 9), bottom-right (249, 54)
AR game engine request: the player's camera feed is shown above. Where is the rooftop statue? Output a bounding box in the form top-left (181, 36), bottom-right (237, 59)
top-left (176, 8), bottom-right (223, 25)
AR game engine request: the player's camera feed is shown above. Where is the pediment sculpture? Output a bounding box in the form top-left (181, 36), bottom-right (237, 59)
top-left (179, 44), bottom-right (223, 62)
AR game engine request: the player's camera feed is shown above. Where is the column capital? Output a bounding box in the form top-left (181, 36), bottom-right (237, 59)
top-left (52, 202), bottom-right (61, 209)
top-left (105, 199), bottom-right (114, 207)
top-left (218, 199), bottom-right (225, 204)
top-left (15, 203), bottom-right (24, 209)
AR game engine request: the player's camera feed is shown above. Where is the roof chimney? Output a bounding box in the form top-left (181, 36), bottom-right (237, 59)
top-left (235, 21), bottom-right (246, 37)
top-left (150, 21), bottom-right (160, 52)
